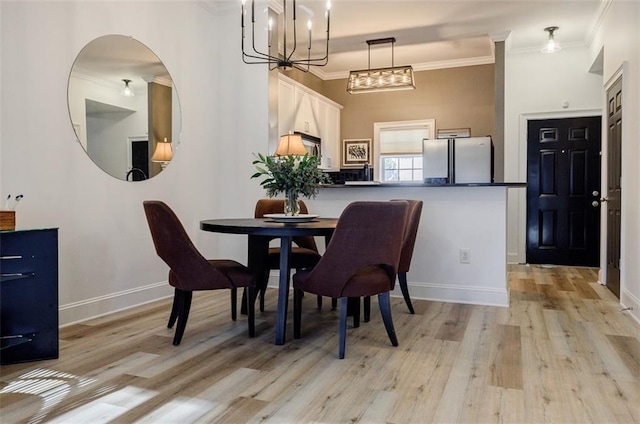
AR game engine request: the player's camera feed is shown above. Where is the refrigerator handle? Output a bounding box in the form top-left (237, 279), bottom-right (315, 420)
top-left (448, 138), bottom-right (455, 184)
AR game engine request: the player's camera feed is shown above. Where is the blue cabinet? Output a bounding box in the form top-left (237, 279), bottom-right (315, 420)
top-left (1, 228), bottom-right (58, 364)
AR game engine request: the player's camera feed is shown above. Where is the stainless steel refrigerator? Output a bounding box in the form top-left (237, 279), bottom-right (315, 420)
top-left (422, 136), bottom-right (493, 184)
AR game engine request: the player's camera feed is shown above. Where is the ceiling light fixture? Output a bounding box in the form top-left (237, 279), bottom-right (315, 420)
top-left (121, 79), bottom-right (135, 97)
top-left (347, 38), bottom-right (415, 94)
top-left (241, 0), bottom-right (331, 72)
top-left (541, 26), bottom-right (561, 54)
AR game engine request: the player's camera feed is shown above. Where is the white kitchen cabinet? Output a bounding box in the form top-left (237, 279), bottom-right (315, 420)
top-left (278, 74), bottom-right (342, 171)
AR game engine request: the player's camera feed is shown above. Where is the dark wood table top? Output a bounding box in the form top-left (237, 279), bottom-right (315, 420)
top-left (200, 218), bottom-right (338, 237)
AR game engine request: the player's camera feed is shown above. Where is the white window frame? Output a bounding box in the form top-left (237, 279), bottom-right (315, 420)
top-left (373, 119), bottom-right (435, 182)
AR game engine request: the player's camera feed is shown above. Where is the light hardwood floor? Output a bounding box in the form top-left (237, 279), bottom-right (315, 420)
top-left (1, 265), bottom-right (639, 423)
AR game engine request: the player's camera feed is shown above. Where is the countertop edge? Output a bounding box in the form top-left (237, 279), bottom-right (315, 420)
top-left (321, 182), bottom-right (527, 188)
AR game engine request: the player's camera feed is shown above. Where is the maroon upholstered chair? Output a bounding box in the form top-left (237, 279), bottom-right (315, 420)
top-left (364, 199), bottom-right (423, 320)
top-left (293, 201), bottom-right (408, 359)
top-left (254, 199), bottom-right (322, 311)
top-left (143, 200), bottom-right (255, 345)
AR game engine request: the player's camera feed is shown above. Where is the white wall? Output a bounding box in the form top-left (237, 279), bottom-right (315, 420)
top-left (589, 0), bottom-right (640, 322)
top-left (504, 46), bottom-right (603, 265)
top-left (505, 0), bottom-right (640, 323)
top-left (0, 1), bottom-right (269, 325)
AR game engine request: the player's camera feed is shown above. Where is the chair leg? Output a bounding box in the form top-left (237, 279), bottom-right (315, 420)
top-left (378, 292), bottom-right (398, 347)
top-left (260, 269), bottom-right (269, 312)
top-left (352, 297), bottom-right (360, 328)
top-left (363, 296), bottom-right (371, 322)
top-left (331, 298), bottom-right (337, 309)
top-left (246, 286), bottom-right (256, 337)
top-left (293, 288), bottom-right (304, 339)
top-left (317, 295), bottom-right (323, 309)
top-left (231, 288), bottom-right (237, 321)
top-left (173, 289), bottom-right (193, 346)
top-left (338, 297), bottom-right (348, 359)
top-left (167, 288), bottom-right (180, 329)
top-left (398, 272), bottom-right (415, 314)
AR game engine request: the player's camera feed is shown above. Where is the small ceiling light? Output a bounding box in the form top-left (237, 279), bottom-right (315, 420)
top-left (121, 79), bottom-right (135, 97)
top-left (541, 26), bottom-right (561, 54)
top-left (347, 38), bottom-right (416, 94)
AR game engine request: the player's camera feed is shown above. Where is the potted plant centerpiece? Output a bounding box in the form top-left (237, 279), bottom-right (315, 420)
top-left (252, 150), bottom-right (331, 216)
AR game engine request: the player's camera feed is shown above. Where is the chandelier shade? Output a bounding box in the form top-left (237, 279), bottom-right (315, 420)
top-left (347, 65), bottom-right (415, 94)
top-left (347, 38), bottom-right (416, 94)
top-left (241, 0), bottom-right (331, 72)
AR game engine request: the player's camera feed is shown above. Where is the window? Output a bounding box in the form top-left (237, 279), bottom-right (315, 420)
top-left (382, 155), bottom-right (423, 182)
top-left (373, 119), bottom-right (435, 182)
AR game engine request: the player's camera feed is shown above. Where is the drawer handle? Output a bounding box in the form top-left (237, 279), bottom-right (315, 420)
top-left (0, 272), bottom-right (35, 283)
top-left (1, 255), bottom-right (23, 260)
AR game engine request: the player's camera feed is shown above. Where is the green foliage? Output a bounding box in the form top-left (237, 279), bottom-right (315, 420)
top-left (251, 153), bottom-right (331, 198)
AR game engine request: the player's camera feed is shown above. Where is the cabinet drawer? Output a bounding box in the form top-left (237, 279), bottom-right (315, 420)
top-left (0, 228), bottom-right (59, 364)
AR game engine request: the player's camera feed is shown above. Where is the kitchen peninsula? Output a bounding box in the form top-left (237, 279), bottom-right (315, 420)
top-left (305, 182), bottom-right (525, 307)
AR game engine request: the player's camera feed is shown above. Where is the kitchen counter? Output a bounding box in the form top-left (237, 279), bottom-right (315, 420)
top-left (325, 182), bottom-right (526, 188)
top-left (302, 184), bottom-right (524, 308)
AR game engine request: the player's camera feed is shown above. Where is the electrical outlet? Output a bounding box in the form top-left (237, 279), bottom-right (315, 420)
top-left (460, 248), bottom-right (471, 264)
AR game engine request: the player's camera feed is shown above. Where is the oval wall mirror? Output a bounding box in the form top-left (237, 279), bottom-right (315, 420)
top-left (67, 35), bottom-right (181, 181)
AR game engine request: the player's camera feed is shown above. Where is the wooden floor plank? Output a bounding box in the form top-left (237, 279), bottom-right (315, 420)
top-left (1, 265), bottom-right (638, 423)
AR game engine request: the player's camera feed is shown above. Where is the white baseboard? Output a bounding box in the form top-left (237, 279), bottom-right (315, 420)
top-left (621, 288), bottom-right (640, 325)
top-left (59, 281), bottom-right (173, 326)
top-left (266, 273), bottom-right (509, 308)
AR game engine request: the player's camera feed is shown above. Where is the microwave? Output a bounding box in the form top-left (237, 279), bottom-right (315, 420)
top-left (295, 132), bottom-right (321, 158)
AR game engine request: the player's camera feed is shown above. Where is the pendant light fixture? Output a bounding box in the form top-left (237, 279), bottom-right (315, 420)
top-left (541, 26), bottom-right (561, 53)
top-left (121, 79), bottom-right (135, 97)
top-left (241, 0), bottom-right (331, 72)
top-left (347, 38), bottom-right (415, 94)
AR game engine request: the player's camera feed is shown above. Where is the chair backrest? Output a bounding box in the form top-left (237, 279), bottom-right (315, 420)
top-left (392, 199), bottom-right (424, 273)
top-left (254, 198), bottom-right (318, 251)
top-left (300, 201), bottom-right (408, 297)
top-left (143, 200), bottom-right (232, 290)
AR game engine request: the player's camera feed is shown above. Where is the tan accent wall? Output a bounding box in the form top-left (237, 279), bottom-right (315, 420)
top-left (148, 82), bottom-right (172, 177)
top-left (279, 64), bottom-right (495, 169)
top-left (322, 65), bottom-right (495, 144)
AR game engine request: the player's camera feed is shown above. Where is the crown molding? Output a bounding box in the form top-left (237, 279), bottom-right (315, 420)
top-left (318, 55), bottom-right (496, 81)
top-left (585, 0), bottom-right (613, 47)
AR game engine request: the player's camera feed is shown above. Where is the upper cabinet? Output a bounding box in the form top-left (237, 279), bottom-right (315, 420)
top-left (278, 74), bottom-right (342, 170)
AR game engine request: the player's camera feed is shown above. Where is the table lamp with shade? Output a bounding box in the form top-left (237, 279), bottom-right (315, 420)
top-left (275, 132), bottom-right (307, 156)
top-left (151, 137), bottom-right (173, 169)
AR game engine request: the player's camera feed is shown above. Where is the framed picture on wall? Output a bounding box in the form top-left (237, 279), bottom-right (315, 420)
top-left (342, 139), bottom-right (372, 167)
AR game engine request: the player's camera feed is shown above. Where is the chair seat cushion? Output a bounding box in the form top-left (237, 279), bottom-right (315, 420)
top-left (169, 259), bottom-right (254, 290)
top-left (294, 264), bottom-right (393, 298)
top-left (267, 247), bottom-right (321, 270)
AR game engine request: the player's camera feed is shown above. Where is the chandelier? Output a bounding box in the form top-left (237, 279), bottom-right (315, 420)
top-left (347, 37), bottom-right (415, 94)
top-left (241, 0), bottom-right (331, 72)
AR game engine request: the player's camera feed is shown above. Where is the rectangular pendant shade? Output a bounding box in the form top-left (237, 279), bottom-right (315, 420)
top-left (347, 65), bottom-right (415, 94)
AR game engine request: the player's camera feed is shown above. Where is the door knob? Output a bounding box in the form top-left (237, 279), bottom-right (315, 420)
top-left (592, 201), bottom-right (600, 207)
top-left (600, 197), bottom-right (609, 202)
top-left (592, 190), bottom-right (599, 197)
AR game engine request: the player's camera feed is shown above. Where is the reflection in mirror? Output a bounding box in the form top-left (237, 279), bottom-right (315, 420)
top-left (67, 35), bottom-right (181, 181)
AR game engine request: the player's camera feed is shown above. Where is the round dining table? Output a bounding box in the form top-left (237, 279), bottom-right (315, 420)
top-left (200, 217), bottom-right (338, 345)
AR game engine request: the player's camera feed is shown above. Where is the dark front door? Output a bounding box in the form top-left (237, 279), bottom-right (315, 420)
top-left (526, 116), bottom-right (602, 266)
top-left (131, 140), bottom-right (149, 181)
top-left (606, 77), bottom-right (622, 298)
